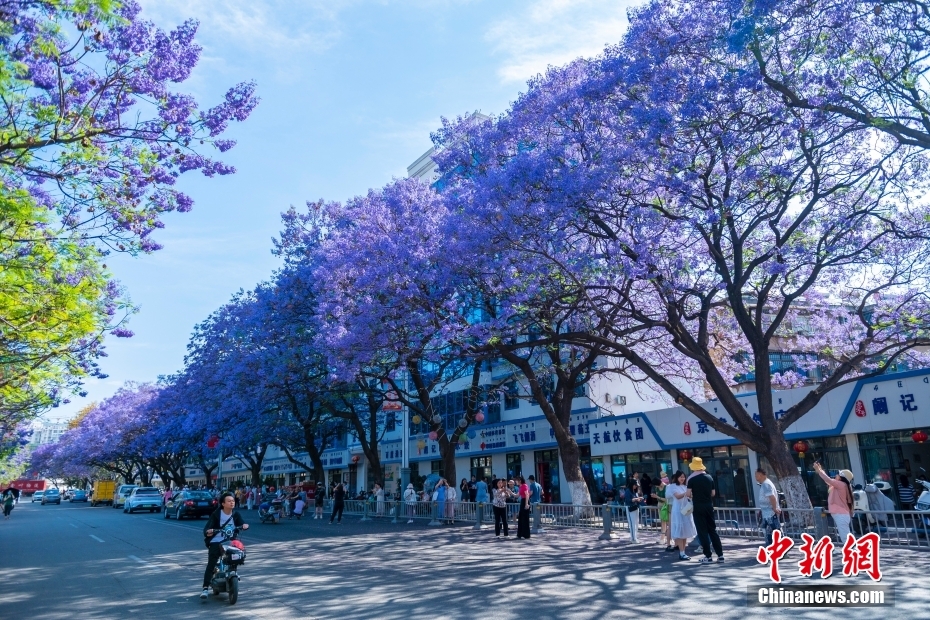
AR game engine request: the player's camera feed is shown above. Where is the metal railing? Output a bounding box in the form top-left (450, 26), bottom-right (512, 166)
top-left (318, 499), bottom-right (930, 549)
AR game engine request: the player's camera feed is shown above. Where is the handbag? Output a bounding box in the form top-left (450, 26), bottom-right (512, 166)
top-left (680, 498), bottom-right (694, 516)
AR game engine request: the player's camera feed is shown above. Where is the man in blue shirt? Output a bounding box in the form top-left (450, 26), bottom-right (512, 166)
top-left (528, 475), bottom-right (543, 504)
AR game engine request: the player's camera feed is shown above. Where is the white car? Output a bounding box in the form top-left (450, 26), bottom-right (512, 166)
top-left (31, 491), bottom-right (44, 503)
top-left (112, 484), bottom-right (138, 509)
top-left (124, 487), bottom-right (163, 513)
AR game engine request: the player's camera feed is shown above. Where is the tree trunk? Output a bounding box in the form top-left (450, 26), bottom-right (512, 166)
top-left (764, 436), bottom-right (813, 523)
top-left (197, 457), bottom-right (217, 489)
top-left (558, 435), bottom-right (591, 507)
top-left (498, 349), bottom-right (594, 511)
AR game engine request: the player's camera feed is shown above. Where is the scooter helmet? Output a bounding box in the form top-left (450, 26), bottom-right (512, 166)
top-left (230, 540), bottom-right (245, 551)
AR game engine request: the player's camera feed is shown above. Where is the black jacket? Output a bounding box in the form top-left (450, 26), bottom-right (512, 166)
top-left (203, 509), bottom-right (245, 548)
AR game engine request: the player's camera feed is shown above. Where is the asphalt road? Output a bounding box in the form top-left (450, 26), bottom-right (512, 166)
top-left (2, 500), bottom-right (929, 620)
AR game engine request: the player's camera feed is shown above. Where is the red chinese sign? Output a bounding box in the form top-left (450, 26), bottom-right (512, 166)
top-left (0, 479), bottom-right (46, 492)
top-left (757, 533), bottom-right (882, 583)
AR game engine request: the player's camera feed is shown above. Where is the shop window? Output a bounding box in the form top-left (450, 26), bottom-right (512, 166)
top-left (504, 382), bottom-right (520, 410)
top-left (506, 453), bottom-right (523, 479)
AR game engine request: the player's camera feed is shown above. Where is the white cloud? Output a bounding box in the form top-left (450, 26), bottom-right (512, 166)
top-left (485, 0), bottom-right (640, 84)
top-left (137, 0), bottom-right (350, 54)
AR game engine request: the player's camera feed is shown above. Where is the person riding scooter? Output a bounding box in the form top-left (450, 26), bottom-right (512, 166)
top-left (201, 492), bottom-right (249, 599)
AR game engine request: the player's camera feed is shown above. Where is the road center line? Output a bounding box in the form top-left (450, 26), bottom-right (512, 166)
top-left (90, 535), bottom-right (105, 542)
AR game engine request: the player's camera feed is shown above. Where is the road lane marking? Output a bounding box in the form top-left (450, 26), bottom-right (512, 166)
top-left (128, 555), bottom-right (145, 563)
top-left (90, 535), bottom-right (105, 542)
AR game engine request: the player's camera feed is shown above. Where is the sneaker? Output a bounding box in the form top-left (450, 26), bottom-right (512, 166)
top-left (717, 556), bottom-right (725, 563)
top-left (698, 557), bottom-right (714, 564)
top-left (679, 554), bottom-right (691, 561)
top-left (200, 589), bottom-right (209, 599)
top-left (665, 545), bottom-right (676, 552)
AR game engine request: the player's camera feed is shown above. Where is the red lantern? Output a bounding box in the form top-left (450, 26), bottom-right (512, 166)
top-left (793, 440), bottom-right (809, 459)
top-left (351, 455), bottom-right (360, 464)
top-left (678, 449), bottom-right (692, 462)
top-left (912, 430), bottom-right (928, 444)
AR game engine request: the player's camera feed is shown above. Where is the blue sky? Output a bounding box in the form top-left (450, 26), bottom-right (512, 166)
top-left (48, 0), bottom-right (638, 421)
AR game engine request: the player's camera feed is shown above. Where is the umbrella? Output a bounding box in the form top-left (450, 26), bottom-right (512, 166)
top-left (5, 488), bottom-right (20, 499)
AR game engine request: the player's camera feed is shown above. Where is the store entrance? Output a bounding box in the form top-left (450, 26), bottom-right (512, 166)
top-left (681, 446), bottom-right (752, 508)
top-left (534, 449), bottom-right (561, 503)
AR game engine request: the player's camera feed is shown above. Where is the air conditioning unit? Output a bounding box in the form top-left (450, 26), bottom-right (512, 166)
top-left (614, 395), bottom-right (627, 406)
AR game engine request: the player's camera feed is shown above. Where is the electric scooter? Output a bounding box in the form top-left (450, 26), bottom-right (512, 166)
top-left (208, 524), bottom-right (247, 605)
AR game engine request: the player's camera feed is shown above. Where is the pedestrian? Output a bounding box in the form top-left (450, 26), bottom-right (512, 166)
top-left (492, 478), bottom-right (514, 537)
top-left (374, 483), bottom-right (385, 517)
top-left (246, 487), bottom-right (254, 511)
top-left (460, 478), bottom-right (470, 505)
top-left (506, 479), bottom-right (519, 522)
top-left (314, 483), bottom-right (325, 519)
top-left (234, 488), bottom-right (241, 509)
top-left (813, 462), bottom-right (854, 542)
top-left (293, 498), bottom-right (305, 520)
top-left (476, 476), bottom-right (489, 504)
top-left (468, 475), bottom-right (478, 502)
top-left (625, 481), bottom-right (644, 542)
top-left (445, 480), bottom-right (457, 524)
top-left (754, 468), bottom-right (782, 546)
top-left (686, 457), bottom-right (724, 564)
top-left (898, 474), bottom-right (916, 510)
top-left (627, 471), bottom-right (641, 492)
top-left (435, 478), bottom-right (448, 523)
top-left (641, 473), bottom-right (653, 506)
top-left (403, 483), bottom-right (417, 523)
top-left (516, 475), bottom-right (531, 539)
top-left (329, 483), bottom-right (346, 524)
top-left (3, 490), bottom-right (14, 519)
top-left (528, 475), bottom-right (542, 506)
top-left (666, 470), bottom-right (697, 560)
top-left (653, 474), bottom-right (671, 549)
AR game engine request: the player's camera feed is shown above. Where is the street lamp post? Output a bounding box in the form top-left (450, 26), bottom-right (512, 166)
top-left (400, 371), bottom-right (410, 499)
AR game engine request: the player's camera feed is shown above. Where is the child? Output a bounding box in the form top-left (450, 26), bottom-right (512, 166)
top-left (293, 498), bottom-right (306, 520)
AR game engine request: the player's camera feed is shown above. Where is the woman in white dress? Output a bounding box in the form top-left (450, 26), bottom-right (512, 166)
top-left (666, 470), bottom-right (697, 561)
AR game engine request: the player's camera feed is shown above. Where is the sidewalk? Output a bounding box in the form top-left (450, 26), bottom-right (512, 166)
top-left (240, 514), bottom-right (930, 619)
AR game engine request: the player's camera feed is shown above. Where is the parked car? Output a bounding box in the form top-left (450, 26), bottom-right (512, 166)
top-left (42, 488), bottom-right (62, 505)
top-left (124, 487), bottom-right (163, 513)
top-left (163, 490), bottom-right (218, 520)
top-left (112, 484), bottom-right (137, 509)
top-left (70, 490), bottom-right (88, 502)
top-left (31, 491), bottom-right (44, 503)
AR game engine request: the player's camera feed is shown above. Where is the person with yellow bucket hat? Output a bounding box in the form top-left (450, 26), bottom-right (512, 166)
top-left (686, 457), bottom-right (725, 564)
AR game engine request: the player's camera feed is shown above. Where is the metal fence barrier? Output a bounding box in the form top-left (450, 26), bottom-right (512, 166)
top-left (318, 499), bottom-right (930, 549)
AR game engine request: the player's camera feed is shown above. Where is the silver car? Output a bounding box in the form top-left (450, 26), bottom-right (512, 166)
top-left (124, 487), bottom-right (163, 513)
top-left (31, 491), bottom-right (44, 503)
